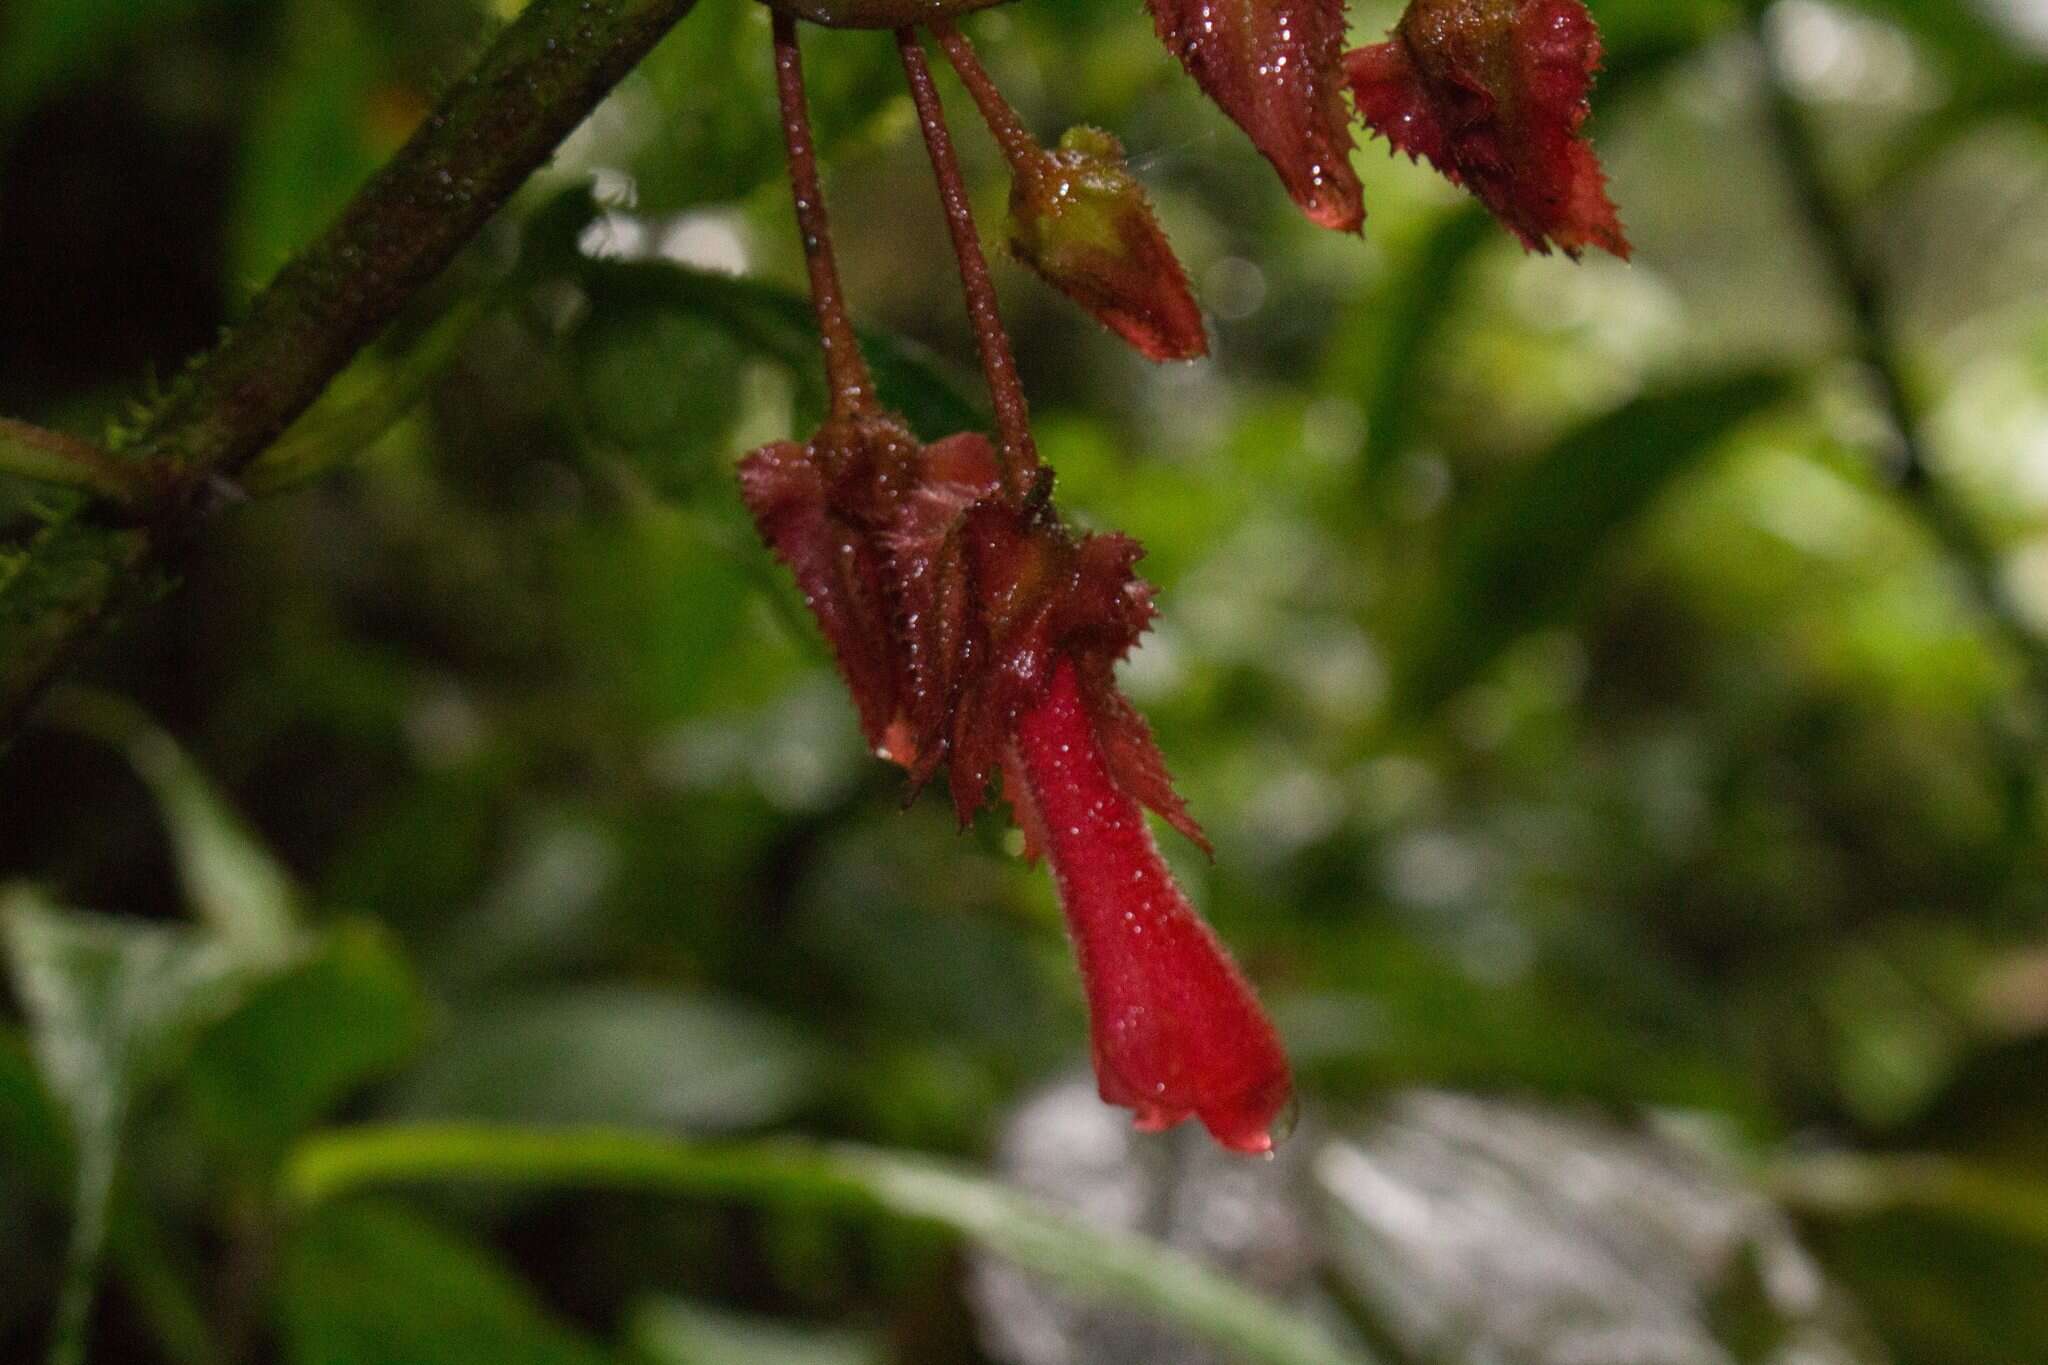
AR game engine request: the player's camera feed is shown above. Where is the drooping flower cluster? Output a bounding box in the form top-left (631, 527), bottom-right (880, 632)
top-left (740, 397), bottom-right (1291, 1149)
top-left (743, 13), bottom-right (1292, 1152)
top-left (739, 0), bottom-right (1627, 1152)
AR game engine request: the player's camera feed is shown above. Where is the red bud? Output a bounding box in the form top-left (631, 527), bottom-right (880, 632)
top-left (1146, 0), bottom-right (1364, 232)
top-left (1010, 127), bottom-right (1209, 363)
top-left (1346, 0), bottom-right (1629, 258)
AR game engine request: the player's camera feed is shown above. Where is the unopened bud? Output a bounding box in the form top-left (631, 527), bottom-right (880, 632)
top-left (1009, 127), bottom-right (1209, 362)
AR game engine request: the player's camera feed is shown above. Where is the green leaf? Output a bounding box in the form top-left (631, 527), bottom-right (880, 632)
top-left (1347, 205), bottom-right (1495, 492)
top-left (1768, 1053), bottom-right (2048, 1362)
top-left (388, 987), bottom-right (827, 1133)
top-left (0, 1024), bottom-right (68, 1181)
top-left (556, 504), bottom-right (757, 725)
top-left (225, 0), bottom-right (387, 290)
top-left (1805, 1208), bottom-right (2048, 1365)
top-left (246, 290), bottom-right (490, 494)
top-left (585, 260), bottom-right (988, 443)
top-left (1875, 67), bottom-right (2048, 189)
top-left (286, 1123), bottom-right (1372, 1365)
top-left (1770, 1151), bottom-right (2048, 1247)
top-left (617, 0), bottom-right (903, 212)
top-left (182, 921), bottom-right (424, 1171)
top-left (1396, 370), bottom-right (1794, 714)
top-left (0, 0), bottom-right (243, 128)
top-left (2, 892), bottom-right (279, 1161)
top-left (569, 300), bottom-right (747, 490)
top-left (521, 189), bottom-right (986, 444)
top-left (282, 1199), bottom-right (615, 1365)
top-left (2, 889), bottom-right (286, 1365)
top-left (627, 1298), bottom-right (885, 1365)
top-left (51, 690), bottom-right (301, 961)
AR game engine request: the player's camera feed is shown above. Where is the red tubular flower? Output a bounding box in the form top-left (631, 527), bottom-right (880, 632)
top-left (1345, 0), bottom-right (1630, 257)
top-left (1010, 659), bottom-right (1292, 1152)
top-left (745, 409), bottom-right (1292, 1150)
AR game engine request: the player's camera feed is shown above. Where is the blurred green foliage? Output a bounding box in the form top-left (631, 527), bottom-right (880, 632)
top-left (4, 0), bottom-right (2048, 1362)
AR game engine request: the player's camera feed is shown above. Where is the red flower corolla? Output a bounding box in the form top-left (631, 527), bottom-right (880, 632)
top-left (1011, 659), bottom-right (1291, 1151)
top-left (743, 16), bottom-right (1292, 1151)
top-left (741, 414), bottom-right (1291, 1150)
top-left (1346, 0), bottom-right (1630, 257)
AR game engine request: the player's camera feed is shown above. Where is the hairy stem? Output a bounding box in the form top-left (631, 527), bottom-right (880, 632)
top-left (0, 0), bottom-right (703, 745)
top-left (931, 23), bottom-right (1037, 169)
top-left (773, 11), bottom-right (877, 418)
top-left (0, 420), bottom-right (148, 504)
top-left (895, 27), bottom-right (1039, 487)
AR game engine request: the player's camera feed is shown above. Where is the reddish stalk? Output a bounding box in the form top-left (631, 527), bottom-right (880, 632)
top-left (894, 27), bottom-right (1039, 488)
top-left (772, 11), bottom-right (875, 418)
top-left (930, 24), bottom-right (1036, 168)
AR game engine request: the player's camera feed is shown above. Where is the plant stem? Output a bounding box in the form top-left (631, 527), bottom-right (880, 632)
top-left (895, 27), bottom-right (1039, 489)
top-left (773, 11), bottom-right (877, 419)
top-left (931, 24), bottom-right (1037, 170)
top-left (1752, 18), bottom-right (2048, 688)
top-left (284, 1122), bottom-right (1373, 1365)
top-left (0, 0), bottom-right (703, 746)
top-left (109, 1206), bottom-right (227, 1365)
top-left (48, 1134), bottom-right (117, 1365)
top-left (0, 419), bottom-right (147, 503)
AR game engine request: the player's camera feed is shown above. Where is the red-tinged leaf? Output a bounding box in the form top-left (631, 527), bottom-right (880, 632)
top-left (1346, 0), bottom-right (1630, 259)
top-left (1147, 0), bottom-right (1364, 232)
top-left (1008, 127), bottom-right (1208, 362)
top-left (1011, 658), bottom-right (1291, 1153)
